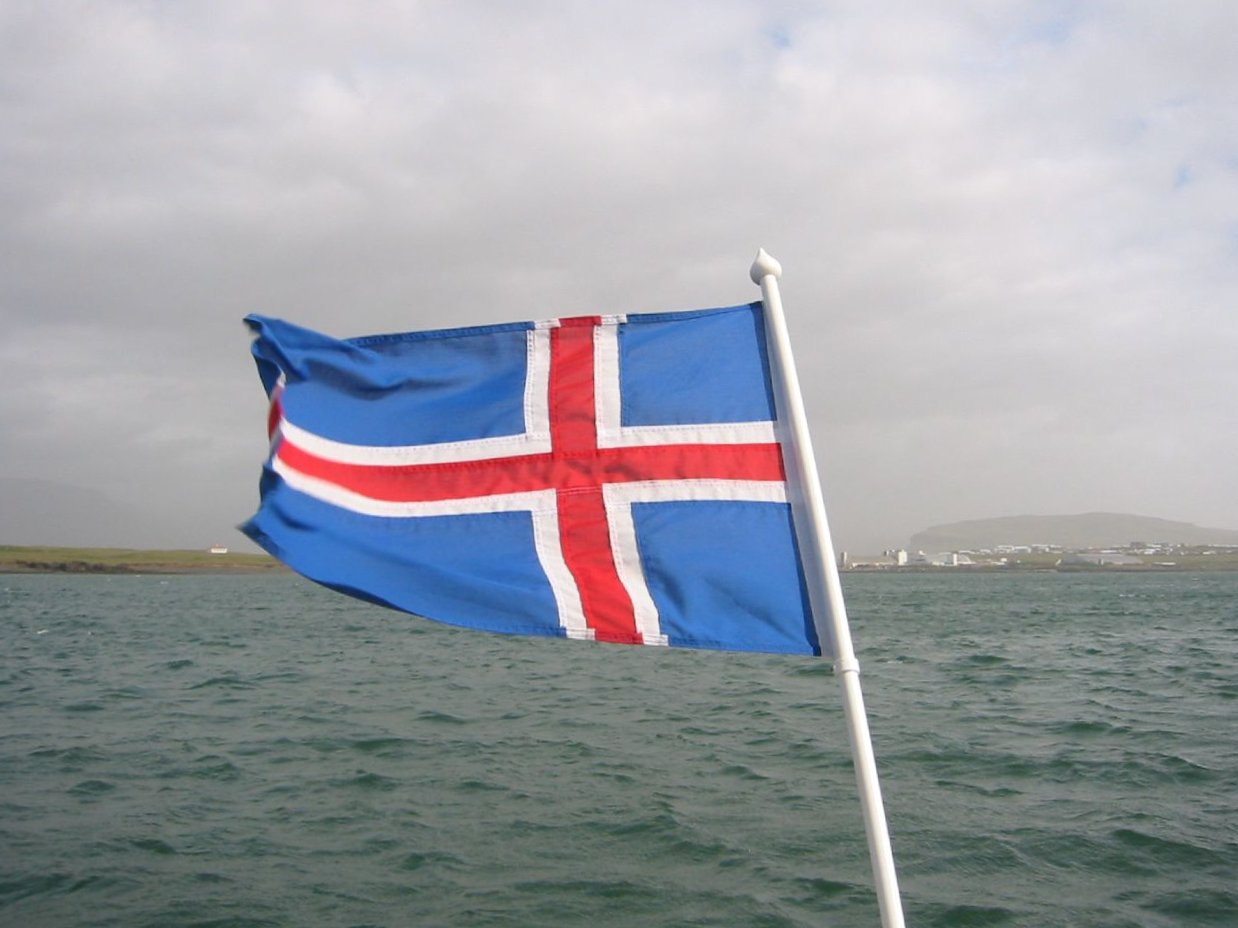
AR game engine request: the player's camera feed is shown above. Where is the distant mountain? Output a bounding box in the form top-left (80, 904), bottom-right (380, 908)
top-left (909, 513), bottom-right (1238, 552)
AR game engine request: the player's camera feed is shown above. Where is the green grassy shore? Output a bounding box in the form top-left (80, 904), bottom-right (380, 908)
top-left (0, 545), bottom-right (285, 574)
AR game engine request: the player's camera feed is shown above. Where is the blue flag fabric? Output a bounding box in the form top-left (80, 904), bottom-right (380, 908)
top-left (243, 302), bottom-right (823, 656)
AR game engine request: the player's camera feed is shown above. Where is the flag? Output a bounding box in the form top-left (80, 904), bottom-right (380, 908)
top-left (243, 302), bottom-right (823, 656)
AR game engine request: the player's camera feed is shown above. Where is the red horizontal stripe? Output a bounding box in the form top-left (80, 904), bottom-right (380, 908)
top-left (275, 440), bottom-right (785, 503)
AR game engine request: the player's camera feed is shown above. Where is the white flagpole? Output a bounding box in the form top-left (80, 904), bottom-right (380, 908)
top-left (751, 249), bottom-right (906, 928)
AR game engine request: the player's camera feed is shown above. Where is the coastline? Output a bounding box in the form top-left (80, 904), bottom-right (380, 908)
top-left (3, 545), bottom-right (1235, 575)
top-left (842, 561), bottom-right (1238, 573)
top-left (0, 545), bottom-right (286, 575)
top-left (843, 550), bottom-right (1238, 572)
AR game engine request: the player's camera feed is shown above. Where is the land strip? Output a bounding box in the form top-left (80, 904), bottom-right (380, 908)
top-left (844, 548), bottom-right (1238, 571)
top-left (0, 545), bottom-right (286, 574)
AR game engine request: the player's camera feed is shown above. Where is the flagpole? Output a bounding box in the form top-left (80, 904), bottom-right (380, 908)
top-left (751, 249), bottom-right (906, 928)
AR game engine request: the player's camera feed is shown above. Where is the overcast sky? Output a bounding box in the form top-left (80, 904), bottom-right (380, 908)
top-left (2, 1), bottom-right (1235, 554)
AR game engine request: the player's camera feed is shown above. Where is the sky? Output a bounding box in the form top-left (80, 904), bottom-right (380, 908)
top-left (1, 1), bottom-right (1235, 554)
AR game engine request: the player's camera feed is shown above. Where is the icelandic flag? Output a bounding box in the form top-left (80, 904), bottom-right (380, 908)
top-left (243, 303), bottom-right (825, 656)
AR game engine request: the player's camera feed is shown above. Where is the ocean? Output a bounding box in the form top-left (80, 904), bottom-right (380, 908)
top-left (2, 570), bottom-right (1235, 927)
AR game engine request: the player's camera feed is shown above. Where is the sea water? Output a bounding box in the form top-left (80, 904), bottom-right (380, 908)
top-left (1, 570), bottom-right (1235, 927)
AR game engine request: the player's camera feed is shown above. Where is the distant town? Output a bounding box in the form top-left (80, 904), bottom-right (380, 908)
top-left (841, 542), bottom-right (1238, 571)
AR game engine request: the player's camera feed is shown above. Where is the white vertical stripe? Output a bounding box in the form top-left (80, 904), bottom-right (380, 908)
top-left (593, 321), bottom-right (623, 439)
top-left (529, 501), bottom-right (592, 640)
top-left (524, 326), bottom-right (552, 441)
top-left (602, 487), bottom-right (667, 647)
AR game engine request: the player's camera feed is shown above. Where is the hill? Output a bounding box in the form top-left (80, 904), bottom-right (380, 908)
top-left (909, 513), bottom-right (1238, 552)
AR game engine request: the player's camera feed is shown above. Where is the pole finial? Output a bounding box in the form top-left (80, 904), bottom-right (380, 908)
top-left (750, 248), bottom-right (782, 284)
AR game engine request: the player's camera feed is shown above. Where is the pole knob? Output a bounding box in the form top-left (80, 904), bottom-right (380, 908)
top-left (750, 248), bottom-right (782, 283)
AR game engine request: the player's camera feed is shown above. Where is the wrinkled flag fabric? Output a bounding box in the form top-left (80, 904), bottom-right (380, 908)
top-left (243, 303), bottom-right (822, 656)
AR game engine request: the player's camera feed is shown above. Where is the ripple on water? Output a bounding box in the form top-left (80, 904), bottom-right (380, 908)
top-left (2, 570), bottom-right (1235, 928)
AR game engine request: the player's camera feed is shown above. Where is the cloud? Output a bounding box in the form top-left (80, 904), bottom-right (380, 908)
top-left (1, 1), bottom-right (1235, 552)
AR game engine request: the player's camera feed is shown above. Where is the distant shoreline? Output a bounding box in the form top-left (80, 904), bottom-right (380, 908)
top-left (0, 545), bottom-right (287, 575)
top-left (843, 562), bottom-right (1238, 573)
top-left (842, 549), bottom-right (1238, 572)
top-left (3, 545), bottom-right (1236, 576)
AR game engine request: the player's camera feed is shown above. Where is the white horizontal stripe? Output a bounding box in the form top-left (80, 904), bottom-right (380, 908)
top-left (605, 501), bottom-right (668, 647)
top-left (603, 479), bottom-right (788, 507)
top-left (280, 419), bottom-right (551, 464)
top-left (597, 420), bottom-right (778, 448)
top-left (277, 328), bottom-right (553, 465)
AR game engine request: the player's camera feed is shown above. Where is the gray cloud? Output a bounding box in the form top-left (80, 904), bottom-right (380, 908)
top-left (2, 1), bottom-right (1235, 553)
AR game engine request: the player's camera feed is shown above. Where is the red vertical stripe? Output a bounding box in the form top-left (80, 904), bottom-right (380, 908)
top-left (549, 318), bottom-right (640, 642)
top-left (267, 384), bottom-right (284, 440)
top-left (549, 318), bottom-right (599, 454)
top-left (556, 487), bottom-right (640, 644)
